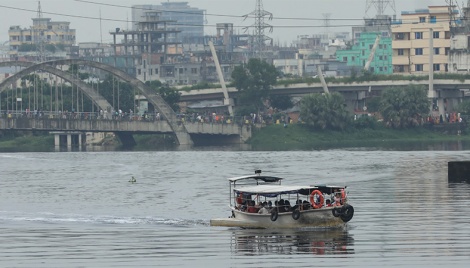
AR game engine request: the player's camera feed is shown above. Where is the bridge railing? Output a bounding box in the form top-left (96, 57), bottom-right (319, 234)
top-left (0, 110), bottom-right (265, 126)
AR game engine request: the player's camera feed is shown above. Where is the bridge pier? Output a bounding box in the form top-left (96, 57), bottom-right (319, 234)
top-left (115, 132), bottom-right (137, 148)
top-left (51, 131), bottom-right (85, 151)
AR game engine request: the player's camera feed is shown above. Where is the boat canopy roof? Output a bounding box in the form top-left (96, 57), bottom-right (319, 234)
top-left (228, 175), bottom-right (283, 183)
top-left (234, 185), bottom-right (316, 197)
top-left (234, 184), bottom-right (347, 197)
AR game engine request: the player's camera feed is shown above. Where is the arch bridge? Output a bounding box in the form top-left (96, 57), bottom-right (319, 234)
top-left (0, 60), bottom-right (249, 146)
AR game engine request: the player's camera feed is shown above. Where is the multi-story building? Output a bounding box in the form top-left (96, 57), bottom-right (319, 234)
top-left (449, 2), bottom-right (470, 73)
top-left (391, 6), bottom-right (455, 74)
top-left (132, 2), bottom-right (204, 44)
top-left (8, 17), bottom-right (76, 60)
top-left (336, 32), bottom-right (392, 75)
top-left (110, 10), bottom-right (182, 79)
top-left (352, 15), bottom-right (393, 42)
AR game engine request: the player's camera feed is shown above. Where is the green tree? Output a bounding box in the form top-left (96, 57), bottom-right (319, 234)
top-left (231, 58), bottom-right (278, 114)
top-left (300, 92), bottom-right (352, 130)
top-left (269, 95), bottom-right (294, 111)
top-left (379, 85), bottom-right (430, 128)
top-left (457, 100), bottom-right (470, 115)
top-left (145, 80), bottom-right (181, 112)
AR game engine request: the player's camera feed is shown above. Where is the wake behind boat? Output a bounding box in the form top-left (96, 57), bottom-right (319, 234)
top-left (210, 170), bottom-right (354, 229)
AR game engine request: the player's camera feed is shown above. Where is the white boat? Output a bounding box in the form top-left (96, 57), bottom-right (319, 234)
top-left (210, 170), bottom-right (354, 229)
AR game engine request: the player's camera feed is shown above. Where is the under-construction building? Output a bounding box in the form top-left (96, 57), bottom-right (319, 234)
top-left (131, 2), bottom-right (205, 44)
top-left (110, 11), bottom-right (182, 79)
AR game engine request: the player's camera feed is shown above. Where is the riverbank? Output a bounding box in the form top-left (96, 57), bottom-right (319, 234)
top-left (0, 133), bottom-right (54, 152)
top-left (1, 125), bottom-right (470, 152)
top-left (248, 124), bottom-right (470, 150)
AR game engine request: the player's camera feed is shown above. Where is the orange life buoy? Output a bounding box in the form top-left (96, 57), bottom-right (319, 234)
top-left (310, 190), bottom-right (324, 209)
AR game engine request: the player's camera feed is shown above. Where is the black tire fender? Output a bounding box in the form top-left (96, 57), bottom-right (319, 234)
top-left (292, 209), bottom-right (300, 220)
top-left (270, 210), bottom-right (279, 222)
top-left (340, 205), bottom-right (354, 222)
top-left (332, 207), bottom-right (341, 217)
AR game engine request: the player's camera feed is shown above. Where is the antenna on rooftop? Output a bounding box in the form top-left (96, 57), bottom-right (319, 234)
top-left (37, 1), bottom-right (43, 18)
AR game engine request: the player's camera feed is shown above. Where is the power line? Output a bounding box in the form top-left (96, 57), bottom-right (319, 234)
top-left (73, 0), bottom-right (365, 21)
top-left (0, 3), bottom-right (464, 29)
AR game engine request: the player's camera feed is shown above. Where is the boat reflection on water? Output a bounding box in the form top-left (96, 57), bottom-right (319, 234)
top-left (231, 228), bottom-right (354, 255)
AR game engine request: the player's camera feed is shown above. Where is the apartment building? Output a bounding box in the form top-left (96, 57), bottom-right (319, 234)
top-left (336, 32), bottom-right (392, 75)
top-left (392, 6), bottom-right (455, 74)
top-left (9, 17), bottom-right (76, 60)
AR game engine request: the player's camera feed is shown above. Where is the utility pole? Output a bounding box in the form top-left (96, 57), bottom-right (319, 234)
top-left (429, 28), bottom-right (434, 98)
top-left (244, 0), bottom-right (273, 59)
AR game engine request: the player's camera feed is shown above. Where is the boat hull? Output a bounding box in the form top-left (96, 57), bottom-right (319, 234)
top-left (211, 207), bottom-right (346, 229)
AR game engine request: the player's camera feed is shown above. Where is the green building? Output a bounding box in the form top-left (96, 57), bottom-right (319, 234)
top-left (336, 32), bottom-right (392, 75)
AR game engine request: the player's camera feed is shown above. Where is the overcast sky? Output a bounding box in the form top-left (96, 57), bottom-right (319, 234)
top-left (0, 0), bottom-right (449, 44)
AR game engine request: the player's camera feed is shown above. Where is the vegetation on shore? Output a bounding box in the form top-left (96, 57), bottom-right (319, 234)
top-left (248, 124), bottom-right (470, 150)
top-left (0, 132), bottom-right (54, 152)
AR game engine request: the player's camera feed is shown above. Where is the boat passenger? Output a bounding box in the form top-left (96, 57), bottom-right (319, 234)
top-left (326, 199), bottom-right (332, 207)
top-left (284, 200), bottom-right (292, 212)
top-left (278, 199), bottom-right (286, 213)
top-left (302, 200), bottom-right (311, 210)
top-left (258, 202), bottom-right (269, 214)
top-left (292, 200), bottom-right (301, 211)
top-left (267, 201), bottom-right (273, 212)
top-left (247, 200), bottom-right (258, 213)
top-left (334, 192), bottom-right (342, 206)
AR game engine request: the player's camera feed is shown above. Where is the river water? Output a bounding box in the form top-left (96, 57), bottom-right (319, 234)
top-left (1, 149), bottom-right (470, 267)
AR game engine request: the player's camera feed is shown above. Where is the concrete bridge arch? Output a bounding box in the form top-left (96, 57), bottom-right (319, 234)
top-left (0, 60), bottom-right (193, 145)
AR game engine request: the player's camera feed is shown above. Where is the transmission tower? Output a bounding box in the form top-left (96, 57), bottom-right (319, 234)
top-left (365, 0), bottom-right (396, 17)
top-left (35, 1), bottom-right (46, 62)
top-left (323, 13), bottom-right (332, 39)
top-left (244, 0), bottom-right (273, 59)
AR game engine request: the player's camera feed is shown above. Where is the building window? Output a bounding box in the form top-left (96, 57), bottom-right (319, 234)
top-left (445, 47), bottom-right (450, 55)
top-left (137, 69), bottom-right (141, 75)
top-left (191, 68), bottom-right (197, 74)
top-left (396, 33), bottom-right (405, 40)
top-left (434, 48), bottom-right (440, 55)
top-left (179, 68), bottom-right (184, 74)
top-left (342, 57), bottom-right (347, 62)
top-left (433, 64), bottom-right (440, 71)
top-left (384, 66), bottom-right (388, 71)
top-left (415, 48), bottom-right (423, 55)
top-left (384, 55), bottom-right (388, 60)
top-left (415, 64), bottom-right (424, 71)
top-left (362, 42), bottom-right (365, 47)
top-left (419, 17), bottom-right (426, 23)
top-left (369, 44), bottom-right (374, 49)
top-left (379, 44), bottom-right (383, 49)
top-left (362, 50), bottom-right (365, 56)
top-left (398, 49), bottom-right (404, 56)
top-left (379, 56), bottom-right (383, 60)
top-left (433, 31), bottom-right (440, 39)
top-left (351, 56), bottom-right (355, 61)
top-left (379, 67), bottom-right (383, 72)
top-left (445, 31), bottom-right (451, 39)
top-left (155, 68), bottom-right (159, 74)
top-left (150, 68), bottom-right (153, 76)
top-left (383, 44), bottom-right (387, 49)
top-left (430, 16), bottom-right (437, 23)
top-left (415, 32), bottom-right (423, 39)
